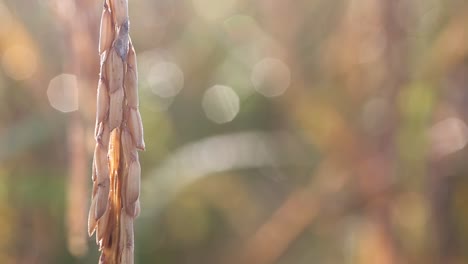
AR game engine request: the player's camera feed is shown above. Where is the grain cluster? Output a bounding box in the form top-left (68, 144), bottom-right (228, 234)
top-left (88, 0), bottom-right (144, 263)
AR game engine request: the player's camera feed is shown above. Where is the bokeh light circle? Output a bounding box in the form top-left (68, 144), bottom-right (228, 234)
top-left (47, 74), bottom-right (79, 113)
top-left (202, 85), bottom-right (240, 124)
top-left (251, 57), bottom-right (291, 97)
top-left (147, 61), bottom-right (184, 98)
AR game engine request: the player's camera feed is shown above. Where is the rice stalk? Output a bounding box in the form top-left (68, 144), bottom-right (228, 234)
top-left (88, 0), bottom-right (144, 263)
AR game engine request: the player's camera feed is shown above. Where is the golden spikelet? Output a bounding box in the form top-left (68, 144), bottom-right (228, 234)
top-left (89, 0), bottom-right (144, 263)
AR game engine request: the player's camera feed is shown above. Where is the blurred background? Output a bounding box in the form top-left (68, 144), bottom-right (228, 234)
top-left (1, 0), bottom-right (468, 263)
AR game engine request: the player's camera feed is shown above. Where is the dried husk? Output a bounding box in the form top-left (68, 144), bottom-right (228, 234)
top-left (114, 21), bottom-right (129, 60)
top-left (125, 202), bottom-right (136, 218)
top-left (94, 144), bottom-right (109, 183)
top-left (97, 208), bottom-right (110, 244)
top-left (134, 199), bottom-right (140, 217)
top-left (111, 0), bottom-right (129, 26)
top-left (127, 107), bottom-right (145, 150)
top-left (93, 143), bottom-right (109, 221)
top-left (97, 123), bottom-right (111, 147)
top-left (95, 121), bottom-right (104, 142)
top-left (96, 79), bottom-right (109, 124)
top-left (95, 181), bottom-right (109, 220)
top-left (121, 128), bottom-right (135, 165)
top-left (118, 211), bottom-right (134, 264)
top-left (108, 127), bottom-right (121, 175)
top-left (107, 48), bottom-right (125, 93)
top-left (92, 156), bottom-right (98, 183)
top-left (88, 195), bottom-right (98, 236)
top-left (99, 50), bottom-right (109, 79)
top-left (127, 42), bottom-right (137, 70)
top-left (126, 158), bottom-right (140, 205)
top-left (108, 87), bottom-right (124, 130)
top-left (99, 7), bottom-right (113, 54)
top-left (124, 68), bottom-right (138, 108)
top-left (124, 43), bottom-right (138, 108)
